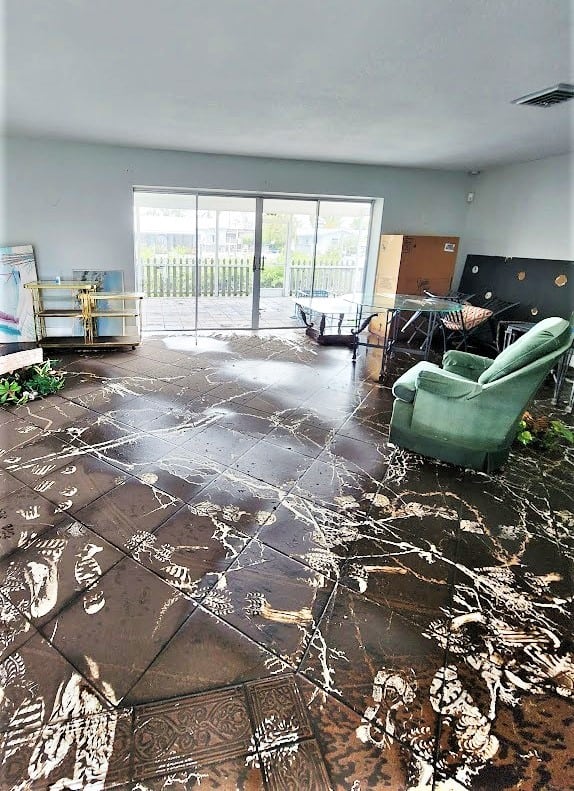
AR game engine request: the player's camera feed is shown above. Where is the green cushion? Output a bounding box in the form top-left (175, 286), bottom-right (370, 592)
top-left (392, 361), bottom-right (440, 403)
top-left (479, 317), bottom-right (570, 385)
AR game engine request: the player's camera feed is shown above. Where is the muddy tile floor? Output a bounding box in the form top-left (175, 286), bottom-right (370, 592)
top-left (0, 331), bottom-right (572, 791)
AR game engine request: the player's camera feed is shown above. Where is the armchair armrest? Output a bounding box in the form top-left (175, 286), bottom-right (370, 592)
top-left (442, 350), bottom-right (492, 381)
top-left (416, 368), bottom-right (483, 399)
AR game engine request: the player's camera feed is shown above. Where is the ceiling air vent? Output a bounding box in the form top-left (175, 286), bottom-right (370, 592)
top-left (512, 83), bottom-right (574, 107)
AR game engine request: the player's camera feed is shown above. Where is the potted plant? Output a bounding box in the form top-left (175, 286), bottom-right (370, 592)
top-left (0, 360), bottom-right (66, 406)
top-left (516, 411), bottom-right (574, 452)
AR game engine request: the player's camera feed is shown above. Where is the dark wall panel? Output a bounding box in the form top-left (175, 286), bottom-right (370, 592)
top-left (460, 255), bottom-right (573, 322)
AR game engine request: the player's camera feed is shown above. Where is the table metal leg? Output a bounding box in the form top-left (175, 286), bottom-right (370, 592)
top-left (552, 348), bottom-right (573, 406)
top-left (422, 311), bottom-right (437, 359)
top-left (352, 310), bottom-right (379, 363)
top-left (379, 308), bottom-right (396, 381)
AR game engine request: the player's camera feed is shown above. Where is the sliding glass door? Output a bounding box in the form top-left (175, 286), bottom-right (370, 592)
top-left (134, 191), bottom-right (372, 332)
top-left (316, 201), bottom-right (371, 296)
top-left (259, 199), bottom-right (318, 329)
top-left (134, 191), bottom-right (198, 332)
top-left (196, 195), bottom-right (257, 329)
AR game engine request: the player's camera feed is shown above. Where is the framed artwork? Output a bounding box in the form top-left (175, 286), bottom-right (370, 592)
top-left (73, 269), bottom-right (124, 336)
top-left (0, 244), bottom-right (39, 343)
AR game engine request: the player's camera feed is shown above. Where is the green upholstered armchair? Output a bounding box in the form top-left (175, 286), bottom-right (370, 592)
top-left (389, 317), bottom-right (571, 472)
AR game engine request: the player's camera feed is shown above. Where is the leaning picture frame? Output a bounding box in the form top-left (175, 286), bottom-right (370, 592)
top-left (0, 244), bottom-right (39, 343)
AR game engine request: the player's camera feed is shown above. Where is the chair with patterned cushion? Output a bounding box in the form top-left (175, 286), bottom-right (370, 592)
top-left (401, 290), bottom-right (475, 350)
top-left (439, 295), bottom-right (519, 352)
top-left (389, 317), bottom-right (571, 472)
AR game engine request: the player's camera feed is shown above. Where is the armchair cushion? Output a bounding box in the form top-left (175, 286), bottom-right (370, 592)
top-left (392, 361), bottom-right (439, 403)
top-left (442, 350), bottom-right (492, 381)
top-left (479, 317), bottom-right (570, 384)
top-left (416, 368), bottom-right (482, 399)
top-left (392, 361), bottom-right (482, 404)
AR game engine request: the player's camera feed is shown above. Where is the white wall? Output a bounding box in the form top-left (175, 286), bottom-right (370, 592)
top-left (1, 136), bottom-right (471, 289)
top-left (457, 152), bottom-right (574, 281)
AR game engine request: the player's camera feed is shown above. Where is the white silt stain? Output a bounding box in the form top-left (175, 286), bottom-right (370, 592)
top-left (163, 564), bottom-right (201, 596)
top-left (23, 673), bottom-right (118, 790)
top-left (22, 539), bottom-right (67, 619)
top-left (152, 594), bottom-right (182, 640)
top-left (15, 506), bottom-right (41, 521)
top-left (255, 510), bottom-right (275, 525)
top-left (16, 425), bottom-right (37, 435)
top-left (556, 509), bottom-right (574, 527)
top-left (23, 561), bottom-right (60, 619)
top-left (247, 715), bottom-right (301, 765)
top-left (333, 495), bottom-right (360, 510)
top-left (33, 480), bottom-right (55, 493)
top-left (84, 656), bottom-right (118, 706)
top-left (103, 381), bottom-right (140, 397)
top-left (82, 589), bottom-right (106, 615)
top-left (244, 592), bottom-right (313, 625)
top-left (55, 500), bottom-right (73, 512)
top-left (303, 548), bottom-right (342, 579)
top-left (65, 522), bottom-right (86, 538)
top-left (65, 428), bottom-right (88, 440)
top-left (0, 600), bottom-right (31, 654)
top-left (17, 531), bottom-right (38, 548)
top-left (202, 574), bottom-right (234, 615)
top-left (29, 464), bottom-right (57, 477)
top-left (460, 520), bottom-right (483, 533)
top-left (306, 622), bottom-right (347, 696)
top-left (3, 698), bottom-right (46, 759)
top-left (357, 668), bottom-right (417, 750)
top-left (0, 653), bottom-right (28, 703)
top-left (59, 486), bottom-right (78, 497)
top-left (74, 543), bottom-right (104, 594)
top-left (428, 665), bottom-right (499, 788)
top-left (139, 472), bottom-right (159, 484)
top-left (60, 466), bottom-right (77, 475)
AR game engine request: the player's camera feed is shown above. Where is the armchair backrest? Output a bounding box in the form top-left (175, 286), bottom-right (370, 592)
top-left (478, 317), bottom-right (570, 385)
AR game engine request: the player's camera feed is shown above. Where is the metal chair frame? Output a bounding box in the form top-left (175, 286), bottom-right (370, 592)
top-left (439, 295), bottom-right (519, 352)
top-left (400, 290), bottom-right (474, 351)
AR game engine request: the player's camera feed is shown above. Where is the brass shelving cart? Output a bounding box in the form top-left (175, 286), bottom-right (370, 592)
top-left (25, 282), bottom-right (144, 349)
top-left (82, 291), bottom-right (144, 348)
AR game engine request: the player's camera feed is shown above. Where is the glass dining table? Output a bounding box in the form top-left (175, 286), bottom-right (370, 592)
top-left (293, 294), bottom-right (359, 347)
top-left (342, 292), bottom-right (462, 381)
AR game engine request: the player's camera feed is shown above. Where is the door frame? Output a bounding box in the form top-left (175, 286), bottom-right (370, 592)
top-left (134, 187), bottom-right (376, 331)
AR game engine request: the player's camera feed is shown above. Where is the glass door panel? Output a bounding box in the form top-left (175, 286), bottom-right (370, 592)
top-left (316, 201), bottom-right (371, 296)
top-left (196, 195), bottom-right (257, 329)
top-left (259, 199), bottom-right (318, 329)
top-left (134, 191), bottom-right (198, 332)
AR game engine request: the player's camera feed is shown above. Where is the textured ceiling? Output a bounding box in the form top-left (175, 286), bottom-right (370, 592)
top-left (3, 0), bottom-right (573, 169)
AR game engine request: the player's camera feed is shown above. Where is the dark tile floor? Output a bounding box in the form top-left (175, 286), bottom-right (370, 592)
top-left (0, 331), bottom-right (572, 791)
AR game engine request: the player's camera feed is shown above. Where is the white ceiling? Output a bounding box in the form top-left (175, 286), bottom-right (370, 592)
top-left (3, 0), bottom-right (573, 170)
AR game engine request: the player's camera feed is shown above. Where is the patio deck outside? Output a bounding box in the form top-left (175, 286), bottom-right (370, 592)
top-left (143, 294), bottom-right (301, 331)
top-left (140, 257), bottom-right (363, 330)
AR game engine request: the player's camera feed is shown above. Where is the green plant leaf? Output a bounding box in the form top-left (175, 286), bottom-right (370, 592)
top-left (516, 430), bottom-right (534, 445)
